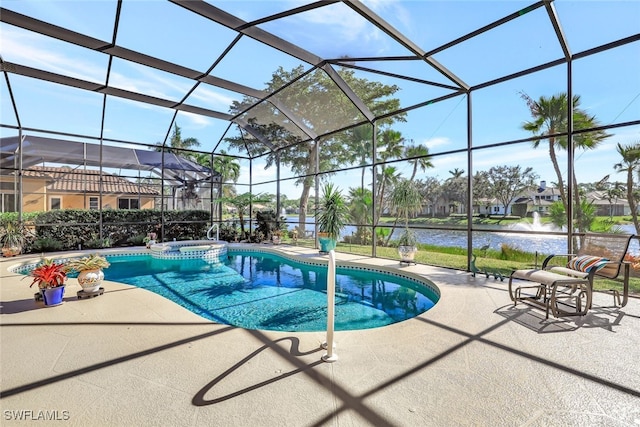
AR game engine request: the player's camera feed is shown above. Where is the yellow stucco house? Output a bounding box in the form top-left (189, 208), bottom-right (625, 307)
top-left (3, 166), bottom-right (159, 213)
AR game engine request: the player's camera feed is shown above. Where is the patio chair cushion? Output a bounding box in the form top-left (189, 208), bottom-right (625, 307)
top-left (567, 255), bottom-right (609, 273)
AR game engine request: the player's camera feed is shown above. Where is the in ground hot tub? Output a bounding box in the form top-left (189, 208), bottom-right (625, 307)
top-left (149, 240), bottom-right (227, 260)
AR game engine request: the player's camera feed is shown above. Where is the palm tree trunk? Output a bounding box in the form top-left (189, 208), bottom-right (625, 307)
top-left (376, 174), bottom-right (386, 227)
top-left (572, 170), bottom-right (584, 231)
top-left (627, 169), bottom-right (640, 234)
top-left (549, 138), bottom-right (568, 214)
top-left (384, 216), bottom-right (400, 246)
top-left (298, 142), bottom-right (317, 232)
top-left (299, 177), bottom-right (312, 232)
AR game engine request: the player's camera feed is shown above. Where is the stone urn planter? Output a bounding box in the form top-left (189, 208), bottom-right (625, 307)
top-left (66, 253), bottom-right (110, 294)
top-left (398, 245), bottom-right (417, 263)
top-left (77, 269), bottom-right (105, 293)
top-left (397, 228), bottom-right (418, 265)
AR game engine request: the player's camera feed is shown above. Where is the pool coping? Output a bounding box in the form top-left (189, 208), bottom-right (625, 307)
top-left (7, 243), bottom-right (442, 300)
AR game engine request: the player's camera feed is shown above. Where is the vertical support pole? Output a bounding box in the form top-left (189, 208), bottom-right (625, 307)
top-left (322, 249), bottom-right (338, 362)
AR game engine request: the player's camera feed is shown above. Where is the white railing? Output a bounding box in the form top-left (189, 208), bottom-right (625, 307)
top-left (322, 249), bottom-right (338, 363)
top-left (207, 223), bottom-right (219, 241)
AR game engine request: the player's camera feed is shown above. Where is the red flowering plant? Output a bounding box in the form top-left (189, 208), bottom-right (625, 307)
top-left (27, 259), bottom-right (67, 289)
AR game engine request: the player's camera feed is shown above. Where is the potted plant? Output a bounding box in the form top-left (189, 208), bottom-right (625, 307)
top-left (1, 220), bottom-right (26, 257)
top-left (28, 259), bottom-right (67, 306)
top-left (397, 228), bottom-right (418, 263)
top-left (390, 179), bottom-right (422, 264)
top-left (272, 229), bottom-right (282, 245)
top-left (144, 232), bottom-right (157, 249)
top-left (316, 183), bottom-right (350, 253)
top-left (66, 253), bottom-right (111, 293)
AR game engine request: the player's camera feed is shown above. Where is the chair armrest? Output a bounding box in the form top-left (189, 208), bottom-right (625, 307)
top-left (542, 253), bottom-right (575, 270)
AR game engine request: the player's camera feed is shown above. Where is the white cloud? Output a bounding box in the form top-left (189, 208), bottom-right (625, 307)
top-left (2, 28), bottom-right (106, 83)
top-left (188, 86), bottom-right (238, 111)
top-left (423, 136), bottom-right (451, 149)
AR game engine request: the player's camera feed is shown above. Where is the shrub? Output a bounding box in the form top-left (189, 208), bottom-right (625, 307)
top-left (32, 237), bottom-right (63, 252)
top-left (127, 234), bottom-right (146, 246)
top-left (84, 236), bottom-right (111, 249)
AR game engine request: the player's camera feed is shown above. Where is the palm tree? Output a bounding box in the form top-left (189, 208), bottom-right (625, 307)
top-left (155, 123), bottom-right (201, 153)
top-left (521, 92), bottom-right (610, 231)
top-left (614, 142), bottom-right (640, 233)
top-left (374, 129), bottom-right (404, 226)
top-left (375, 165), bottom-right (400, 226)
top-left (603, 181), bottom-right (625, 220)
top-left (387, 178), bottom-right (422, 246)
top-left (377, 129), bottom-right (404, 161)
top-left (405, 144), bottom-right (433, 181)
top-left (347, 125), bottom-right (374, 190)
top-left (213, 150), bottom-right (241, 184)
top-left (448, 168), bottom-right (464, 178)
top-left (348, 187), bottom-right (373, 244)
top-left (213, 192), bottom-right (271, 237)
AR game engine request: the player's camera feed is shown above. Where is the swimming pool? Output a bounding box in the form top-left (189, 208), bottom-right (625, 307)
top-left (22, 249), bottom-right (439, 332)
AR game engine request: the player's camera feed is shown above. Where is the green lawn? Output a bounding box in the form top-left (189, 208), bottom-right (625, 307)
top-left (332, 242), bottom-right (640, 296)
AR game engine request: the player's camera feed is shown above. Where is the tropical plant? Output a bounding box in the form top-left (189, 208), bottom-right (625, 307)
top-left (32, 237), bottom-right (63, 252)
top-left (348, 187), bottom-right (373, 245)
top-left (389, 179), bottom-right (422, 247)
top-left (520, 92), bottom-right (611, 232)
top-left (155, 123), bottom-right (201, 153)
top-left (375, 165), bottom-right (400, 225)
top-left (614, 142), bottom-right (640, 234)
top-left (28, 260), bottom-right (67, 289)
top-left (405, 143), bottom-right (433, 181)
top-left (316, 183), bottom-right (350, 241)
top-left (441, 170), bottom-right (466, 214)
top-left (213, 150), bottom-right (241, 183)
top-left (0, 220), bottom-right (26, 252)
top-left (65, 253), bottom-right (111, 272)
top-left (213, 192), bottom-right (272, 238)
top-left (84, 236), bottom-right (111, 249)
top-left (397, 228), bottom-right (417, 247)
top-left (347, 124), bottom-right (374, 189)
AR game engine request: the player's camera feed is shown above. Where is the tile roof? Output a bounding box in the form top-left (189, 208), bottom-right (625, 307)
top-left (22, 166), bottom-right (160, 195)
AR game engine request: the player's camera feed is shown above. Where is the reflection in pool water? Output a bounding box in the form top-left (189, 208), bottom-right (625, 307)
top-left (103, 251), bottom-right (439, 332)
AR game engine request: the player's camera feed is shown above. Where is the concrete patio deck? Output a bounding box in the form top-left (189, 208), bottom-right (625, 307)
top-left (1, 245), bottom-right (639, 426)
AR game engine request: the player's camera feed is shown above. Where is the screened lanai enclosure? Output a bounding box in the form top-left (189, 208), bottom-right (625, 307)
top-left (1, 1), bottom-right (639, 270)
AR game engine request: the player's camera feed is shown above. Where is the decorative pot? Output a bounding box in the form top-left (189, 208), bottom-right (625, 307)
top-left (318, 235), bottom-right (336, 253)
top-left (398, 245), bottom-right (417, 262)
top-left (2, 245), bottom-right (21, 257)
top-left (77, 269), bottom-right (104, 293)
top-left (42, 286), bottom-right (65, 306)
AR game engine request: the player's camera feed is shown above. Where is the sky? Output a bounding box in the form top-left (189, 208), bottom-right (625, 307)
top-left (0, 0), bottom-right (639, 199)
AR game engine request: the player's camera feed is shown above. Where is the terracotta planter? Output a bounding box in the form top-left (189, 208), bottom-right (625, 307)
top-left (77, 269), bottom-right (104, 293)
top-left (2, 246), bottom-right (22, 257)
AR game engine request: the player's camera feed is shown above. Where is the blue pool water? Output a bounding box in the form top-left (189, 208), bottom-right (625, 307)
top-left (99, 251), bottom-right (439, 332)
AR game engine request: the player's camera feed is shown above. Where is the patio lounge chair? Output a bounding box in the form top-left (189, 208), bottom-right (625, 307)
top-left (509, 233), bottom-right (633, 318)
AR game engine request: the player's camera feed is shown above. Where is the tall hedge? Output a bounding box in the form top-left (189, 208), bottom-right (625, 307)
top-left (29, 209), bottom-right (211, 252)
